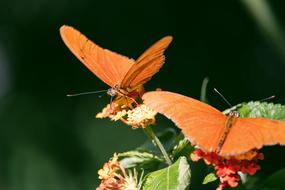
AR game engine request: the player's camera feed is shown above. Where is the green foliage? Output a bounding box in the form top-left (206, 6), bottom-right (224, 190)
top-left (202, 173), bottom-right (217, 184)
top-left (118, 151), bottom-right (163, 172)
top-left (141, 157), bottom-right (191, 190)
top-left (260, 168), bottom-right (285, 190)
top-left (171, 134), bottom-right (192, 160)
top-left (237, 101), bottom-right (285, 120)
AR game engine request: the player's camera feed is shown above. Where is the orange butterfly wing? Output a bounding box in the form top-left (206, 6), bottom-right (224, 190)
top-left (60, 25), bottom-right (135, 87)
top-left (142, 91), bottom-right (227, 152)
top-left (220, 118), bottom-right (285, 155)
top-left (120, 36), bottom-right (173, 88)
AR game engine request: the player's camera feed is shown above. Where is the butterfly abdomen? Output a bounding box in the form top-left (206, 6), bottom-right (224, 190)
top-left (217, 112), bottom-right (239, 153)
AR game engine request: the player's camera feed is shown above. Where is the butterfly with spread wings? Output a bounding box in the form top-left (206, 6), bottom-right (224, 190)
top-left (143, 91), bottom-right (285, 156)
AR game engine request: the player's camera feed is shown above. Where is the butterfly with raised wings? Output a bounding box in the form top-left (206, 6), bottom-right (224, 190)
top-left (143, 91), bottom-right (285, 156)
top-left (60, 25), bottom-right (172, 104)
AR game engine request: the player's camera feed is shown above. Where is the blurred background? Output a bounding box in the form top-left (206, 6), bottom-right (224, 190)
top-left (1, 0), bottom-right (285, 189)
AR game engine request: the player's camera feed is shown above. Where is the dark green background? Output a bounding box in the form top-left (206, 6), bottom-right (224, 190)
top-left (1, 0), bottom-right (285, 189)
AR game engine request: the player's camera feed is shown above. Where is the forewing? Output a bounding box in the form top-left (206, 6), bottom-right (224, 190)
top-left (143, 91), bottom-right (227, 152)
top-left (220, 118), bottom-right (285, 156)
top-left (120, 36), bottom-right (172, 88)
top-left (60, 25), bottom-right (135, 87)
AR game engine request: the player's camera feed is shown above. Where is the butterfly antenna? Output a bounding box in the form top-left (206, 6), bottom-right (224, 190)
top-left (214, 88), bottom-right (233, 107)
top-left (257, 95), bottom-right (275, 102)
top-left (67, 90), bottom-right (108, 97)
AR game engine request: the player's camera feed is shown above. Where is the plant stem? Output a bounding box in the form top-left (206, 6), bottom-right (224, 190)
top-left (144, 125), bottom-right (172, 165)
top-left (200, 77), bottom-right (209, 102)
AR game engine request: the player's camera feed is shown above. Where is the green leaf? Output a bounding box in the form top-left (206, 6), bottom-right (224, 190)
top-left (118, 151), bottom-right (163, 172)
top-left (202, 173), bottom-right (217, 184)
top-left (238, 101), bottom-right (285, 120)
top-left (223, 101), bottom-right (285, 120)
top-left (171, 134), bottom-right (192, 160)
top-left (142, 156), bottom-right (191, 190)
top-left (260, 168), bottom-right (285, 190)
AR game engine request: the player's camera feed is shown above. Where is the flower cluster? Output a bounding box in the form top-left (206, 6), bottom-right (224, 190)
top-left (124, 105), bottom-right (157, 128)
top-left (96, 154), bottom-right (142, 190)
top-left (191, 149), bottom-right (264, 190)
top-left (96, 86), bottom-right (156, 128)
top-left (97, 103), bottom-right (156, 128)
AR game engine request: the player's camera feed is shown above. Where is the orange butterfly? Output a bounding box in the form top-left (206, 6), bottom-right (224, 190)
top-left (60, 25), bottom-right (172, 100)
top-left (143, 91), bottom-right (285, 156)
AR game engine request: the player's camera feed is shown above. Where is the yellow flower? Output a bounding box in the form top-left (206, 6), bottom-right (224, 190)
top-left (96, 104), bottom-right (115, 119)
top-left (110, 110), bottom-right (128, 121)
top-left (96, 153), bottom-right (144, 190)
top-left (96, 92), bottom-right (157, 128)
top-left (98, 153), bottom-right (120, 180)
top-left (126, 105), bottom-right (157, 128)
top-left (95, 83), bottom-right (159, 128)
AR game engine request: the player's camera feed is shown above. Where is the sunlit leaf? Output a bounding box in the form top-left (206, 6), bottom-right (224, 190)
top-left (238, 101), bottom-right (285, 120)
top-left (141, 156), bottom-right (191, 190)
top-left (223, 101), bottom-right (285, 120)
top-left (171, 134), bottom-right (192, 160)
top-left (202, 173), bottom-right (217, 184)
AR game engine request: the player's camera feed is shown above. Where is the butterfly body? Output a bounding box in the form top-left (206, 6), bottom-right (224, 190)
top-left (217, 111), bottom-right (239, 153)
top-left (143, 91), bottom-right (285, 156)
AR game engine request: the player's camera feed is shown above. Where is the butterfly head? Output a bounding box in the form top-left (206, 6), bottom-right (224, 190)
top-left (107, 88), bottom-right (117, 97)
top-left (229, 111), bottom-right (240, 118)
